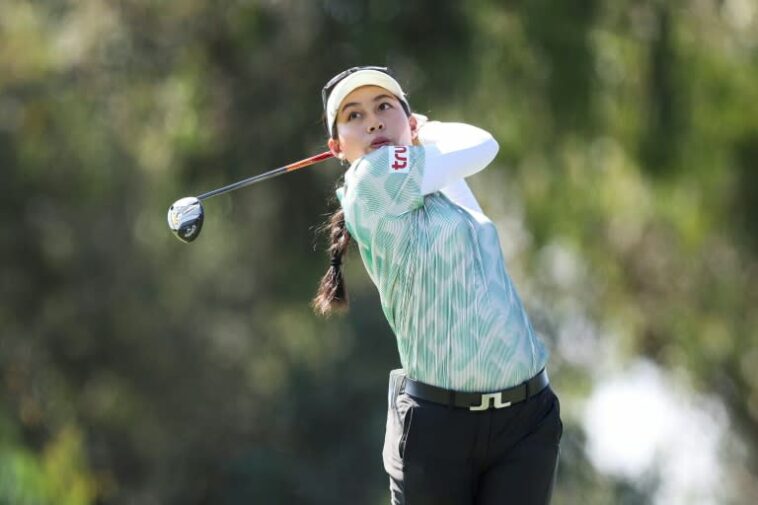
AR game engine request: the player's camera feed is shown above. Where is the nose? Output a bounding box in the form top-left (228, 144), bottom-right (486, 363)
top-left (368, 121), bottom-right (384, 133)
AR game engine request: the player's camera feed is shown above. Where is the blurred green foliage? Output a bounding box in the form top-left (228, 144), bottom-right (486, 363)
top-left (1, 0), bottom-right (756, 503)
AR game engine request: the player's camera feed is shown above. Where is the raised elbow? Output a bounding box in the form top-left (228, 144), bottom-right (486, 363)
top-left (480, 134), bottom-right (499, 166)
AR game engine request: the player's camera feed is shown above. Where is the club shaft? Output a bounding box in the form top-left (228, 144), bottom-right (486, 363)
top-left (197, 151), bottom-right (334, 201)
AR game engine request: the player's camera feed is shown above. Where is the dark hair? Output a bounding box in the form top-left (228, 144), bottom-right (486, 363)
top-left (312, 207), bottom-right (351, 317)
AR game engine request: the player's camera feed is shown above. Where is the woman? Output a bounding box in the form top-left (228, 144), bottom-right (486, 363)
top-left (312, 66), bottom-right (562, 505)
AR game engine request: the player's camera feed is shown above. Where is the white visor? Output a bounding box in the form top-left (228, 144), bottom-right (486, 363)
top-left (325, 69), bottom-right (408, 135)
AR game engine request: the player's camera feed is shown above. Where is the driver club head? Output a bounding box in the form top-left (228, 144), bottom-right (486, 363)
top-left (167, 197), bottom-right (204, 243)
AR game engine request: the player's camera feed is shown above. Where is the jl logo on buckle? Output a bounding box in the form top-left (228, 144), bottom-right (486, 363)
top-left (469, 392), bottom-right (512, 411)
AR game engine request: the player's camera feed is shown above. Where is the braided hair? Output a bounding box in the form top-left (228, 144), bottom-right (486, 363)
top-left (311, 207), bottom-right (351, 316)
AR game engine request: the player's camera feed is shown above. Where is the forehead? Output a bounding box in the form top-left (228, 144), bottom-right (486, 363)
top-left (339, 85), bottom-right (398, 111)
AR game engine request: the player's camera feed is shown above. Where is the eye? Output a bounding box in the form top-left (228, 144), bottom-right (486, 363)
top-left (346, 111), bottom-right (361, 121)
top-left (378, 102), bottom-right (393, 111)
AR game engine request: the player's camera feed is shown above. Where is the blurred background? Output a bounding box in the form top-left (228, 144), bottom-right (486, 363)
top-left (1, 0), bottom-right (757, 503)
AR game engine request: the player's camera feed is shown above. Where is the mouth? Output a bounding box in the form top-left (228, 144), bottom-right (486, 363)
top-left (370, 137), bottom-right (392, 149)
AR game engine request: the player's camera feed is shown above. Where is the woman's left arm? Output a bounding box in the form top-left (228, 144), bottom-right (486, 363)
top-left (416, 121), bottom-right (499, 196)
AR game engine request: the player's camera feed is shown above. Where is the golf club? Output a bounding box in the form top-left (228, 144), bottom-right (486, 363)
top-left (167, 151), bottom-right (334, 243)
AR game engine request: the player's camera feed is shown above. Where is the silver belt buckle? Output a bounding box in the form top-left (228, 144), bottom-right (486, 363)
top-left (469, 392), bottom-right (512, 411)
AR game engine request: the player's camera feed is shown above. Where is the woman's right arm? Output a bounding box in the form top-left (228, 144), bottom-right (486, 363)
top-left (418, 121), bottom-right (499, 195)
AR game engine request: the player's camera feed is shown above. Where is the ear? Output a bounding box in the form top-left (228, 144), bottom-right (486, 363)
top-left (408, 113), bottom-right (419, 141)
top-left (328, 138), bottom-right (344, 159)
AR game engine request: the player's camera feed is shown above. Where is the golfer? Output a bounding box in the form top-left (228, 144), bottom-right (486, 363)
top-left (313, 66), bottom-right (562, 505)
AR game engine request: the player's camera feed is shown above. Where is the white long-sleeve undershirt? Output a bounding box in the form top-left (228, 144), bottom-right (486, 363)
top-left (417, 121), bottom-right (499, 213)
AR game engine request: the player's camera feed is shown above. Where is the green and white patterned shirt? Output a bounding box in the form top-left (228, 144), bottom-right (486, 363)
top-left (336, 122), bottom-right (548, 392)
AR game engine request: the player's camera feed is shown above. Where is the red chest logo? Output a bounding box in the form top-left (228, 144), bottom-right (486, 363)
top-left (389, 146), bottom-right (409, 173)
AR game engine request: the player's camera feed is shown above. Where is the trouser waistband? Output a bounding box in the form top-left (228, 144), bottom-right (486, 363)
top-left (402, 368), bottom-right (549, 411)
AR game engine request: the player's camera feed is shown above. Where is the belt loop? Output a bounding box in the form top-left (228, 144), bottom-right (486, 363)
top-left (525, 378), bottom-right (530, 399)
top-left (448, 390), bottom-right (454, 410)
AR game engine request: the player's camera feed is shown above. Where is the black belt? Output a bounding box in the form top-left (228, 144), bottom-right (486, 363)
top-left (402, 368), bottom-right (549, 411)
